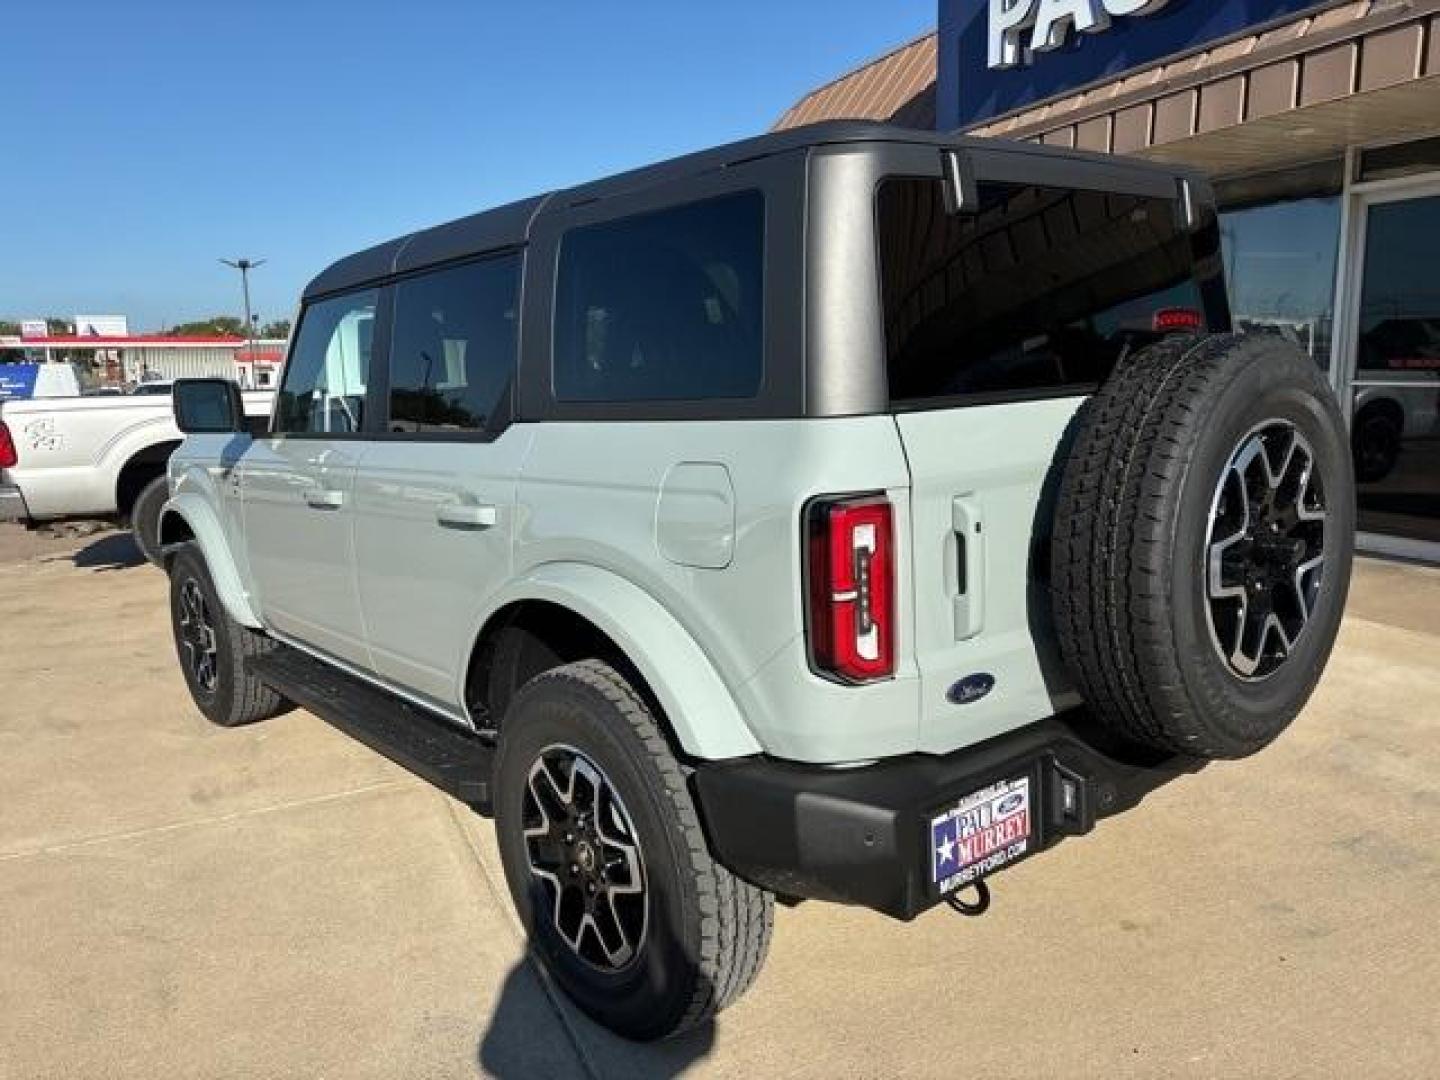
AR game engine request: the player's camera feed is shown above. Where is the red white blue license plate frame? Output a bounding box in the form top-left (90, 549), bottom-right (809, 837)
top-left (930, 775), bottom-right (1032, 895)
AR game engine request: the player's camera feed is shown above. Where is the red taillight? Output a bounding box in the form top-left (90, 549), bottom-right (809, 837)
top-left (1153, 307), bottom-right (1203, 333)
top-left (806, 495), bottom-right (895, 683)
top-left (0, 422), bottom-right (16, 469)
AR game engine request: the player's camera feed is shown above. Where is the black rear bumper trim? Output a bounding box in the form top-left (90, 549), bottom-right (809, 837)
top-left (691, 712), bottom-right (1201, 921)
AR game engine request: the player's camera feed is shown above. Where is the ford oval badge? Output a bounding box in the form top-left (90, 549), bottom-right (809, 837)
top-left (995, 792), bottom-right (1026, 816)
top-left (947, 673), bottom-right (996, 706)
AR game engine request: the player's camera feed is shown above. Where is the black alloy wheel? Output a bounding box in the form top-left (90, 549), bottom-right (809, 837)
top-left (177, 576), bottom-right (220, 695)
top-left (1205, 420), bottom-right (1327, 681)
top-left (522, 744), bottom-right (648, 972)
top-left (168, 544), bottom-right (290, 727)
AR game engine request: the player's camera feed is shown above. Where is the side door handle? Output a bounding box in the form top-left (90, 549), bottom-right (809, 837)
top-left (303, 488), bottom-right (345, 511)
top-left (436, 503), bottom-right (498, 530)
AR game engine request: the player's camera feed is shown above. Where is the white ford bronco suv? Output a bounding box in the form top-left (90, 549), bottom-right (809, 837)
top-left (159, 123), bottom-right (1355, 1041)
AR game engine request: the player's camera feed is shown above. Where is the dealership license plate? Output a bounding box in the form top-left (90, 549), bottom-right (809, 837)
top-left (930, 776), bottom-right (1032, 894)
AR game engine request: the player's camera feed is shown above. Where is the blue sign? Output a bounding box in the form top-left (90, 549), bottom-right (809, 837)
top-left (940, 0), bottom-right (1330, 130)
top-left (0, 364), bottom-right (40, 400)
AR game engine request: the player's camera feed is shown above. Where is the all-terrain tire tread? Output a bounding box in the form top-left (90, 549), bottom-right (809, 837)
top-left (1054, 334), bottom-right (1247, 757)
top-left (171, 543), bottom-right (289, 728)
top-left (226, 617), bottom-right (287, 726)
top-left (523, 659), bottom-right (773, 1035)
top-left (130, 475), bottom-right (169, 567)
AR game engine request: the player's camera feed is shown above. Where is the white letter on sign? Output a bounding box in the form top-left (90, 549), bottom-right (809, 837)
top-left (1101, 0), bottom-right (1173, 15)
top-left (988, 0), bottom-right (1039, 69)
top-left (1030, 0), bottom-right (1109, 53)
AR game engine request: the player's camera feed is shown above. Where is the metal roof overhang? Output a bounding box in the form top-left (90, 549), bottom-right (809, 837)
top-left (1142, 76), bottom-right (1440, 174)
top-left (970, 1), bottom-right (1440, 179)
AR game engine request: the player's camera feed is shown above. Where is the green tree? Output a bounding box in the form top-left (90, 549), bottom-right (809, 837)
top-left (259, 318), bottom-right (291, 339)
top-left (0, 320), bottom-right (19, 337)
top-left (167, 316), bottom-right (249, 337)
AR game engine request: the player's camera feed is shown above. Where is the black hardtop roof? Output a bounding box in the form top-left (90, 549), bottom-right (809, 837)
top-left (302, 121), bottom-right (1200, 300)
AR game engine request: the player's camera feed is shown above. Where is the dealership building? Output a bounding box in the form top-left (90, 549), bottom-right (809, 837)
top-left (781, 0), bottom-right (1440, 559)
top-left (2, 335), bottom-right (285, 390)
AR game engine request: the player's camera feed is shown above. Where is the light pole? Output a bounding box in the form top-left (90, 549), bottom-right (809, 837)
top-left (220, 257), bottom-right (265, 371)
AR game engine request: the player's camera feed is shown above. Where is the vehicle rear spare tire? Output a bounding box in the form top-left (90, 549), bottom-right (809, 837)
top-left (1051, 333), bottom-right (1355, 760)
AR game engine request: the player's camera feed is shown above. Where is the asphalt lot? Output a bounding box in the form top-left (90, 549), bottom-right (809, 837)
top-left (1, 523), bottom-right (1437, 1079)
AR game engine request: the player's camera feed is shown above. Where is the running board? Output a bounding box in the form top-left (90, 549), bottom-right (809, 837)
top-left (252, 647), bottom-right (493, 808)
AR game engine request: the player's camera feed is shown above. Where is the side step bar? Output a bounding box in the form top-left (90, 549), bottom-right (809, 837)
top-left (252, 647), bottom-right (494, 808)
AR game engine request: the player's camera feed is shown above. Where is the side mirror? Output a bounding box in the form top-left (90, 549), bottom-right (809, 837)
top-left (174, 378), bottom-right (246, 435)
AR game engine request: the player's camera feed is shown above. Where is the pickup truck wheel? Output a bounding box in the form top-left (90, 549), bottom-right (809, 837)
top-left (130, 475), bottom-right (169, 567)
top-left (168, 544), bottom-right (290, 727)
top-left (493, 659), bottom-right (773, 1041)
top-left (1051, 333), bottom-right (1355, 760)
top-left (1351, 401), bottom-right (1403, 483)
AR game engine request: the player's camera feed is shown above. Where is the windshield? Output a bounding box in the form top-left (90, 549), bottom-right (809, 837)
top-left (878, 177), bottom-right (1224, 405)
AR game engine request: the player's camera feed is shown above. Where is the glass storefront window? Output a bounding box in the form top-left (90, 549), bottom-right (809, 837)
top-left (1359, 136), bottom-right (1440, 184)
top-left (1220, 197), bottom-right (1342, 368)
top-left (1351, 195), bottom-right (1440, 545)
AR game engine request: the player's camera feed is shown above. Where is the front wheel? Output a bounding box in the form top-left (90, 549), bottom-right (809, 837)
top-left (168, 544), bottom-right (290, 727)
top-left (493, 659), bottom-right (773, 1041)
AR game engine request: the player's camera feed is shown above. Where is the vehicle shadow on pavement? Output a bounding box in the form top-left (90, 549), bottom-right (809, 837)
top-left (478, 960), bottom-right (714, 1079)
top-left (57, 531), bottom-right (147, 572)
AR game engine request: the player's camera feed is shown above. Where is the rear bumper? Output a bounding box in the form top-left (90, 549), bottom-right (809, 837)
top-left (692, 712), bottom-right (1201, 921)
top-left (0, 484), bottom-right (31, 524)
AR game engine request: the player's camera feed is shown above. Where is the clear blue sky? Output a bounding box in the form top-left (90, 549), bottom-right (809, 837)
top-left (3, 0), bottom-right (934, 331)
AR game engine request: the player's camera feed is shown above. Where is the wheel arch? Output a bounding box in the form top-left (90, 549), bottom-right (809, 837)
top-left (114, 438), bottom-right (181, 519)
top-left (158, 492), bottom-right (262, 628)
top-left (464, 564), bottom-right (762, 761)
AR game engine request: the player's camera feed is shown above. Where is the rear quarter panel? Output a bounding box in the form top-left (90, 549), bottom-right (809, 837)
top-left (516, 417), bottom-right (923, 763)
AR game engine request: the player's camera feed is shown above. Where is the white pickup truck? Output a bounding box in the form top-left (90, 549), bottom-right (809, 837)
top-left (0, 390), bottom-right (273, 562)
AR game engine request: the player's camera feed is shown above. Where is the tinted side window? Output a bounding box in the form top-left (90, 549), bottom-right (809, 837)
top-left (387, 256), bottom-right (520, 433)
top-left (554, 191), bottom-right (764, 402)
top-left (878, 179), bottom-right (1207, 404)
top-left (276, 290), bottom-right (377, 434)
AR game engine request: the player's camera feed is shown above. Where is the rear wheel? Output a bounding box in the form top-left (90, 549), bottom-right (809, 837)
top-left (1051, 333), bottom-right (1355, 759)
top-left (493, 659), bottom-right (772, 1041)
top-left (130, 475), bottom-right (169, 567)
top-left (168, 544), bottom-right (290, 727)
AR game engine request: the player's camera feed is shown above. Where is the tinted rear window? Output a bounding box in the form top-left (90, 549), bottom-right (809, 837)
top-left (878, 178), bottom-right (1208, 404)
top-left (387, 255), bottom-right (519, 433)
top-left (554, 191), bottom-right (764, 403)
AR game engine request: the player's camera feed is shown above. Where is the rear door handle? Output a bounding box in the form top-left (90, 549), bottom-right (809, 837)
top-left (436, 503), bottom-right (497, 530)
top-left (951, 494), bottom-right (985, 641)
top-left (303, 488), bottom-right (345, 510)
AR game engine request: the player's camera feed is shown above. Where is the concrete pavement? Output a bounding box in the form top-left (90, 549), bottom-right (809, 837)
top-left (1, 524), bottom-right (1437, 1078)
